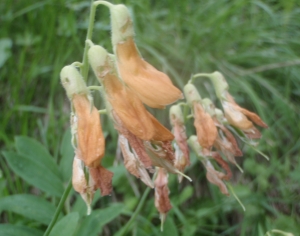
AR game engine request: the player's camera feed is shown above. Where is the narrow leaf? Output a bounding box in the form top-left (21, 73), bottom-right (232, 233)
top-left (15, 136), bottom-right (61, 177)
top-left (0, 224), bottom-right (43, 236)
top-left (0, 194), bottom-right (56, 225)
top-left (2, 151), bottom-right (64, 197)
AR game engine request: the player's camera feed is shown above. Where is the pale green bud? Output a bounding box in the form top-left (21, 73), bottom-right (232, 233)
top-left (209, 71), bottom-right (229, 99)
top-left (99, 1), bottom-right (135, 46)
top-left (183, 84), bottom-right (202, 107)
top-left (169, 105), bottom-right (184, 124)
top-left (88, 45), bottom-right (110, 79)
top-left (201, 98), bottom-right (216, 117)
top-left (60, 65), bottom-right (88, 99)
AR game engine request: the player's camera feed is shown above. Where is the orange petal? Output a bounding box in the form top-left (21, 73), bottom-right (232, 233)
top-left (116, 37), bottom-right (183, 108)
top-left (211, 152), bottom-right (232, 181)
top-left (225, 92), bottom-right (268, 128)
top-left (148, 112), bottom-right (174, 141)
top-left (73, 94), bottom-right (105, 168)
top-left (103, 73), bottom-right (155, 141)
top-left (89, 166), bottom-right (114, 196)
top-left (193, 102), bottom-right (218, 150)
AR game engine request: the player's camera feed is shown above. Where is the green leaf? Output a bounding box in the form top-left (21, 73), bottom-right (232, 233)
top-left (15, 136), bottom-right (61, 178)
top-left (2, 151), bottom-right (64, 197)
top-left (0, 224), bottom-right (43, 236)
top-left (59, 129), bottom-right (74, 182)
top-left (75, 203), bottom-right (124, 236)
top-left (49, 212), bottom-right (79, 236)
top-left (163, 216), bottom-right (179, 236)
top-left (0, 38), bottom-right (12, 68)
top-left (0, 194), bottom-right (56, 225)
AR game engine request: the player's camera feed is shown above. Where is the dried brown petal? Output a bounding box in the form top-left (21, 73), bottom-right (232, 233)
top-left (73, 94), bottom-right (105, 168)
top-left (114, 112), bottom-right (153, 168)
top-left (193, 102), bottom-right (218, 150)
top-left (119, 135), bottom-right (153, 188)
top-left (89, 166), bottom-right (114, 196)
top-left (216, 122), bottom-right (243, 157)
top-left (205, 161), bottom-right (229, 196)
top-left (154, 168), bottom-right (172, 214)
top-left (172, 116), bottom-right (190, 166)
top-left (211, 152), bottom-right (232, 181)
top-left (116, 37), bottom-right (183, 109)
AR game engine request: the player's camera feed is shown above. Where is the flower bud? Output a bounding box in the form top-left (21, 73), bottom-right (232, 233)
top-left (183, 84), bottom-right (201, 106)
top-left (60, 65), bottom-right (89, 98)
top-left (208, 71), bottom-right (229, 99)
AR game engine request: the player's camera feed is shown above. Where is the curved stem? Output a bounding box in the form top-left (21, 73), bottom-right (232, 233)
top-left (81, 0), bottom-right (100, 80)
top-left (43, 180), bottom-right (73, 236)
top-left (189, 73), bottom-right (212, 84)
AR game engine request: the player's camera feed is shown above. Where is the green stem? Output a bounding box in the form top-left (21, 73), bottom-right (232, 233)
top-left (189, 73), bottom-right (212, 83)
top-left (81, 0), bottom-right (100, 80)
top-left (115, 186), bottom-right (151, 236)
top-left (43, 180), bottom-right (73, 236)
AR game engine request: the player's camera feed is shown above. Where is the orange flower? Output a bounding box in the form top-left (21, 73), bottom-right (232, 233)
top-left (88, 45), bottom-right (174, 142)
top-left (97, 2), bottom-right (183, 108)
top-left (222, 91), bottom-right (268, 139)
top-left (60, 65), bottom-right (113, 197)
top-left (184, 84), bottom-right (217, 152)
top-left (115, 37), bottom-right (183, 108)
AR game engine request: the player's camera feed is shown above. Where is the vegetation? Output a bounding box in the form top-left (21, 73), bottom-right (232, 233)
top-left (0, 0), bottom-right (299, 235)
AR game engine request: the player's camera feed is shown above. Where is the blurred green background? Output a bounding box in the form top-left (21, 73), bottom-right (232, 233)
top-left (0, 0), bottom-right (300, 235)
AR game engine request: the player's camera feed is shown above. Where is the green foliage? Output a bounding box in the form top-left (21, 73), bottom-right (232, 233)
top-left (0, 0), bottom-right (299, 235)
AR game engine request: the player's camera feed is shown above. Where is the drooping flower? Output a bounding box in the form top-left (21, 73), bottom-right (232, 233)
top-left (169, 105), bottom-right (190, 182)
top-left (88, 45), bottom-right (191, 181)
top-left (184, 84), bottom-right (218, 153)
top-left (98, 2), bottom-right (183, 109)
top-left (60, 65), bottom-right (113, 197)
top-left (209, 71), bottom-right (268, 139)
top-left (154, 167), bottom-right (172, 230)
top-left (188, 135), bottom-right (231, 196)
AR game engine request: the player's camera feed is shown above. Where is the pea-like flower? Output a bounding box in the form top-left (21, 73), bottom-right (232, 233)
top-left (99, 2), bottom-right (183, 108)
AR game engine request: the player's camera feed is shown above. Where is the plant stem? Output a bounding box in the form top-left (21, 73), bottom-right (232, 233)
top-left (115, 186), bottom-right (152, 236)
top-left (81, 0), bottom-right (99, 80)
top-left (43, 180), bottom-right (73, 236)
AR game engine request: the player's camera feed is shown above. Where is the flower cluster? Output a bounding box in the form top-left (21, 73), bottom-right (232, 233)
top-left (60, 1), bottom-right (268, 229)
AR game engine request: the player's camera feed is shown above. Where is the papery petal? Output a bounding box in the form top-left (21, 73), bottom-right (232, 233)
top-left (205, 161), bottom-right (229, 196)
top-left (154, 168), bottom-right (172, 215)
top-left (89, 165), bottom-right (113, 196)
top-left (224, 92), bottom-right (268, 128)
top-left (116, 37), bottom-right (183, 108)
top-left (113, 112), bottom-right (153, 168)
top-left (211, 152), bottom-right (232, 181)
top-left (119, 135), bottom-right (154, 188)
top-left (73, 94), bottom-right (105, 168)
top-left (193, 102), bottom-right (218, 150)
top-left (215, 122), bottom-right (243, 157)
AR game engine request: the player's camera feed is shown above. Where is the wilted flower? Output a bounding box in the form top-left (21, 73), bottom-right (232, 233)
top-left (188, 135), bottom-right (231, 196)
top-left (184, 84), bottom-right (217, 153)
top-left (60, 65), bottom-right (113, 198)
top-left (209, 71), bottom-right (268, 139)
top-left (88, 44), bottom-right (191, 182)
top-left (99, 2), bottom-right (183, 108)
top-left (154, 167), bottom-right (172, 230)
top-left (169, 105), bottom-right (190, 182)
